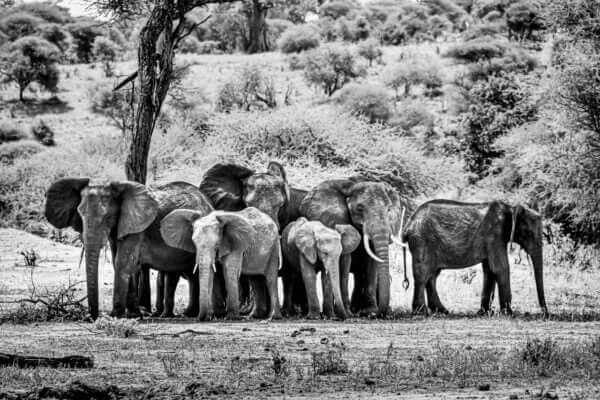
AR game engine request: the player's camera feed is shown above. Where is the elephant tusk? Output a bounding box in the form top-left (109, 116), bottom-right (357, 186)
top-left (212, 262), bottom-right (217, 273)
top-left (363, 232), bottom-right (384, 263)
top-left (391, 233), bottom-right (408, 248)
top-left (193, 263), bottom-right (199, 274)
top-left (392, 206), bottom-right (409, 248)
top-left (278, 240), bottom-right (283, 270)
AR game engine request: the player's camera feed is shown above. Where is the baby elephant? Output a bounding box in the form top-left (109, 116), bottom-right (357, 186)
top-left (160, 207), bottom-right (281, 321)
top-left (281, 217), bottom-right (360, 320)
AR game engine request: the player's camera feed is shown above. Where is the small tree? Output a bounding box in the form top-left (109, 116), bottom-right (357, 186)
top-left (216, 64), bottom-right (277, 111)
top-left (303, 43), bottom-right (365, 96)
top-left (36, 23), bottom-right (70, 52)
top-left (357, 38), bottom-right (382, 66)
top-left (334, 83), bottom-right (392, 123)
top-left (90, 85), bottom-right (136, 138)
top-left (505, 0), bottom-right (544, 42)
top-left (0, 12), bottom-right (44, 41)
top-left (278, 24), bottom-right (320, 53)
top-left (383, 61), bottom-right (441, 99)
top-left (66, 21), bottom-right (105, 63)
top-left (92, 36), bottom-right (120, 77)
top-left (0, 36), bottom-right (60, 101)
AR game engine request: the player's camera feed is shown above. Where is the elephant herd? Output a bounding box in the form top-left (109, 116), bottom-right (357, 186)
top-left (44, 161), bottom-right (549, 321)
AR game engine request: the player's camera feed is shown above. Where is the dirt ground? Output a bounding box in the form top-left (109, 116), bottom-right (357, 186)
top-left (1, 228), bottom-right (600, 399)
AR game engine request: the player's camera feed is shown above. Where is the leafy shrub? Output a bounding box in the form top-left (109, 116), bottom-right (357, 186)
top-left (267, 18), bottom-right (294, 48)
top-left (66, 21), bottom-right (105, 63)
top-left (278, 24), bottom-right (320, 54)
top-left (0, 121), bottom-right (28, 144)
top-left (35, 23), bottom-right (70, 52)
top-left (0, 12), bottom-right (44, 41)
top-left (475, 0), bottom-right (508, 19)
top-left (178, 35), bottom-right (202, 54)
top-left (319, 0), bottom-right (355, 20)
top-left (463, 22), bottom-right (504, 40)
top-left (302, 43), bottom-right (365, 96)
top-left (483, 10), bottom-right (503, 22)
top-left (92, 36), bottom-right (119, 76)
top-left (334, 83), bottom-right (393, 123)
top-left (428, 15), bottom-right (453, 39)
top-left (312, 349), bottom-right (348, 375)
top-left (2, 1), bottom-right (72, 24)
top-left (423, 0), bottom-right (467, 26)
top-left (506, 0), bottom-right (545, 42)
top-left (352, 15), bottom-right (371, 41)
top-left (90, 85), bottom-right (135, 137)
top-left (0, 36), bottom-right (60, 101)
top-left (196, 40), bottom-right (222, 54)
top-left (215, 64), bottom-right (277, 112)
top-left (444, 37), bottom-right (508, 62)
top-left (383, 61), bottom-right (442, 98)
top-left (357, 38), bottom-right (382, 66)
top-left (106, 26), bottom-right (127, 48)
top-left (391, 102), bottom-right (436, 132)
top-left (31, 119), bottom-right (55, 146)
top-left (379, 20), bottom-right (407, 45)
top-left (460, 73), bottom-right (538, 179)
top-left (0, 140), bottom-right (44, 165)
top-left (466, 48), bottom-right (538, 81)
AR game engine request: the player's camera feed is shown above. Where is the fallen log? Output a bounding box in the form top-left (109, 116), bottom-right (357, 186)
top-left (0, 352), bottom-right (93, 368)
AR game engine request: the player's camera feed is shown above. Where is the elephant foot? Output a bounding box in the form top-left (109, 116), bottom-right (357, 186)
top-left (270, 310), bottom-right (283, 320)
top-left (429, 306), bottom-right (449, 315)
top-left (500, 307), bottom-right (513, 316)
top-left (159, 311), bottom-right (175, 318)
top-left (139, 306), bottom-right (152, 316)
top-left (183, 306), bottom-right (199, 318)
top-left (109, 307), bottom-right (126, 318)
top-left (477, 308), bottom-right (493, 317)
top-left (239, 302), bottom-right (254, 316)
top-left (225, 311), bottom-right (241, 320)
top-left (358, 306), bottom-right (379, 318)
top-left (411, 304), bottom-right (429, 316)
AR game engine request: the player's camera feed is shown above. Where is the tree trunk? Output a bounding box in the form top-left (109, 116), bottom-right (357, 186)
top-left (245, 0), bottom-right (269, 54)
top-left (125, 2), bottom-right (175, 184)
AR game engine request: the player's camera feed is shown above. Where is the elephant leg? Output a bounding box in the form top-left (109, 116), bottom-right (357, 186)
top-left (489, 247), bottom-right (512, 315)
top-left (126, 274), bottom-right (141, 318)
top-left (183, 271), bottom-right (199, 317)
top-left (281, 273), bottom-right (296, 317)
top-left (239, 276), bottom-right (254, 315)
top-left (160, 272), bottom-right (179, 318)
top-left (350, 270), bottom-right (364, 314)
top-left (291, 278), bottom-right (308, 315)
top-left (425, 270), bottom-right (448, 314)
top-left (479, 260), bottom-right (496, 315)
top-left (249, 276), bottom-right (269, 319)
top-left (265, 253), bottom-right (282, 320)
top-left (300, 258), bottom-right (320, 319)
top-left (212, 267), bottom-right (227, 318)
top-left (339, 254), bottom-right (353, 316)
top-left (411, 259), bottom-right (430, 315)
top-left (222, 258), bottom-right (242, 319)
top-left (153, 271), bottom-right (165, 317)
top-left (360, 260), bottom-right (379, 316)
top-left (137, 266), bottom-right (151, 313)
top-left (112, 268), bottom-right (130, 318)
top-left (321, 270), bottom-right (335, 318)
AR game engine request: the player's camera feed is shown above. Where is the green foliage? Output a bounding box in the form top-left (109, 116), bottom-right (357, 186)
top-left (215, 64), bottom-right (277, 112)
top-left (423, 0), bottom-right (467, 25)
top-left (90, 84), bottom-right (135, 136)
top-left (92, 36), bottom-right (119, 62)
top-left (35, 23), bottom-right (70, 52)
top-left (506, 0), bottom-right (545, 42)
top-left (278, 24), bottom-right (320, 53)
top-left (0, 12), bottom-right (44, 41)
top-left (462, 21), bottom-right (504, 40)
top-left (466, 47), bottom-right (538, 81)
top-left (334, 83), bottom-right (392, 123)
top-left (0, 121), bottom-right (28, 144)
top-left (546, 0), bottom-right (600, 50)
top-left (460, 73), bottom-right (538, 178)
top-left (267, 18), bottom-right (294, 48)
top-left (356, 38), bottom-right (382, 66)
top-left (444, 37), bottom-right (509, 62)
top-left (302, 43), bottom-right (365, 96)
top-left (383, 60), bottom-right (442, 98)
top-left (178, 35), bottom-right (202, 54)
top-left (319, 0), bottom-right (356, 20)
top-left (2, 1), bottom-right (72, 24)
top-left (0, 140), bottom-right (44, 165)
top-left (0, 35), bottom-right (61, 101)
top-left (392, 102), bottom-right (436, 132)
top-left (66, 21), bottom-right (105, 63)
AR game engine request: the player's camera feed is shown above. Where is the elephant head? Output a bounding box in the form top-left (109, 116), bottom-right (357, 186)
top-left (287, 218), bottom-right (360, 319)
top-left (508, 203), bottom-right (547, 316)
top-left (45, 178), bottom-right (158, 319)
top-left (299, 178), bottom-right (405, 315)
top-left (199, 161), bottom-right (290, 229)
top-left (160, 210), bottom-right (256, 320)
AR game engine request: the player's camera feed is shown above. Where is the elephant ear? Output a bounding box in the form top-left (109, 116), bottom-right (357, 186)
top-left (160, 209), bottom-right (203, 253)
top-left (334, 224), bottom-right (361, 254)
top-left (44, 178), bottom-right (90, 232)
top-left (111, 181), bottom-right (159, 239)
top-left (295, 225), bottom-right (317, 264)
top-left (299, 179), bottom-right (355, 226)
top-left (215, 212), bottom-right (257, 256)
top-left (199, 163), bottom-right (255, 211)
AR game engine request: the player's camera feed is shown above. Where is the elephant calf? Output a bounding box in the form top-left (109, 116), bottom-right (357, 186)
top-left (160, 207), bottom-right (282, 321)
top-left (401, 199), bottom-right (547, 316)
top-left (281, 217), bottom-right (360, 320)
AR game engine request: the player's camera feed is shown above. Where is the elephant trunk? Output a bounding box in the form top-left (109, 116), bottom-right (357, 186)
top-left (197, 255), bottom-right (215, 321)
top-left (372, 231), bottom-right (391, 316)
top-left (83, 233), bottom-right (104, 320)
top-left (530, 246), bottom-right (548, 316)
top-left (325, 259), bottom-right (347, 320)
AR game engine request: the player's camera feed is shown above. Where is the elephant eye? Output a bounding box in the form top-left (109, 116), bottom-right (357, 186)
top-left (355, 204), bottom-right (365, 213)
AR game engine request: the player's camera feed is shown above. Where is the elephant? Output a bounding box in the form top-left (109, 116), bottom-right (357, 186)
top-left (299, 177), bottom-right (405, 317)
top-left (281, 218), bottom-right (361, 320)
top-left (160, 207), bottom-right (282, 321)
top-left (44, 179), bottom-right (213, 319)
top-left (400, 199), bottom-right (548, 316)
top-left (199, 161), bottom-right (308, 314)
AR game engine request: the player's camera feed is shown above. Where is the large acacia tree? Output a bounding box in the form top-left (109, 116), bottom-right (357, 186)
top-left (94, 0), bottom-right (240, 184)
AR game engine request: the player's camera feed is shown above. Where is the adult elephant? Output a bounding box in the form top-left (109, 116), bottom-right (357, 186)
top-left (299, 177), bottom-right (405, 317)
top-left (199, 161), bottom-right (308, 314)
top-left (401, 199), bottom-right (548, 316)
top-left (44, 179), bottom-right (213, 319)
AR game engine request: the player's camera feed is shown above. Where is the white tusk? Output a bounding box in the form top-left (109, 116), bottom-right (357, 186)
top-left (363, 232), bottom-right (384, 263)
top-left (391, 206), bottom-right (409, 248)
top-left (193, 263), bottom-right (199, 274)
top-left (212, 262), bottom-right (216, 273)
top-left (278, 241), bottom-right (283, 270)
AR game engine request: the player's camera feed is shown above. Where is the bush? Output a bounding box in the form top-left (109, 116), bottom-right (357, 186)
top-left (466, 47), bottom-right (538, 81)
top-left (506, 0), bottom-right (545, 42)
top-left (31, 119), bottom-right (55, 146)
top-left (379, 20), bottom-right (407, 45)
top-left (215, 64), bottom-right (277, 112)
top-left (92, 36), bottom-right (119, 76)
top-left (463, 22), bottom-right (504, 40)
top-left (423, 0), bottom-right (467, 26)
top-left (0, 121), bottom-right (28, 144)
top-left (196, 40), bottom-right (222, 54)
top-left (0, 36), bottom-right (60, 101)
top-left (460, 73), bottom-right (538, 179)
top-left (278, 24), bottom-right (320, 54)
top-left (35, 23), bottom-right (70, 52)
top-left (178, 35), bottom-right (202, 54)
top-left (383, 61), bottom-right (442, 98)
top-left (90, 85), bottom-right (135, 137)
top-left (319, 0), bottom-right (355, 20)
top-left (93, 316), bottom-right (137, 338)
top-left (357, 38), bottom-right (382, 66)
top-left (444, 37), bottom-right (508, 62)
top-left (334, 83), bottom-right (393, 123)
top-left (2, 2), bottom-right (72, 24)
top-left (66, 21), bottom-right (105, 63)
top-left (267, 18), bottom-right (294, 48)
top-left (0, 12), bottom-right (44, 41)
top-left (302, 43), bottom-right (365, 96)
top-left (391, 102), bottom-right (436, 132)
top-left (0, 140), bottom-right (44, 165)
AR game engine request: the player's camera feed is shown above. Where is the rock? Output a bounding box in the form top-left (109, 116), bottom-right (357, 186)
top-left (291, 330), bottom-right (301, 337)
top-left (509, 395), bottom-right (519, 400)
top-left (320, 337), bottom-right (329, 344)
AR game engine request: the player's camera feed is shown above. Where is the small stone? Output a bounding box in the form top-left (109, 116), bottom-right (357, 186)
top-left (291, 330), bottom-right (301, 337)
top-left (364, 378), bottom-right (376, 386)
top-left (320, 337), bottom-right (329, 344)
top-left (509, 395), bottom-right (519, 400)
top-left (416, 355), bottom-right (424, 362)
top-left (242, 327), bottom-right (250, 332)
top-left (343, 329), bottom-right (350, 334)
top-left (465, 345), bottom-right (472, 350)
top-left (478, 384), bottom-right (490, 391)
